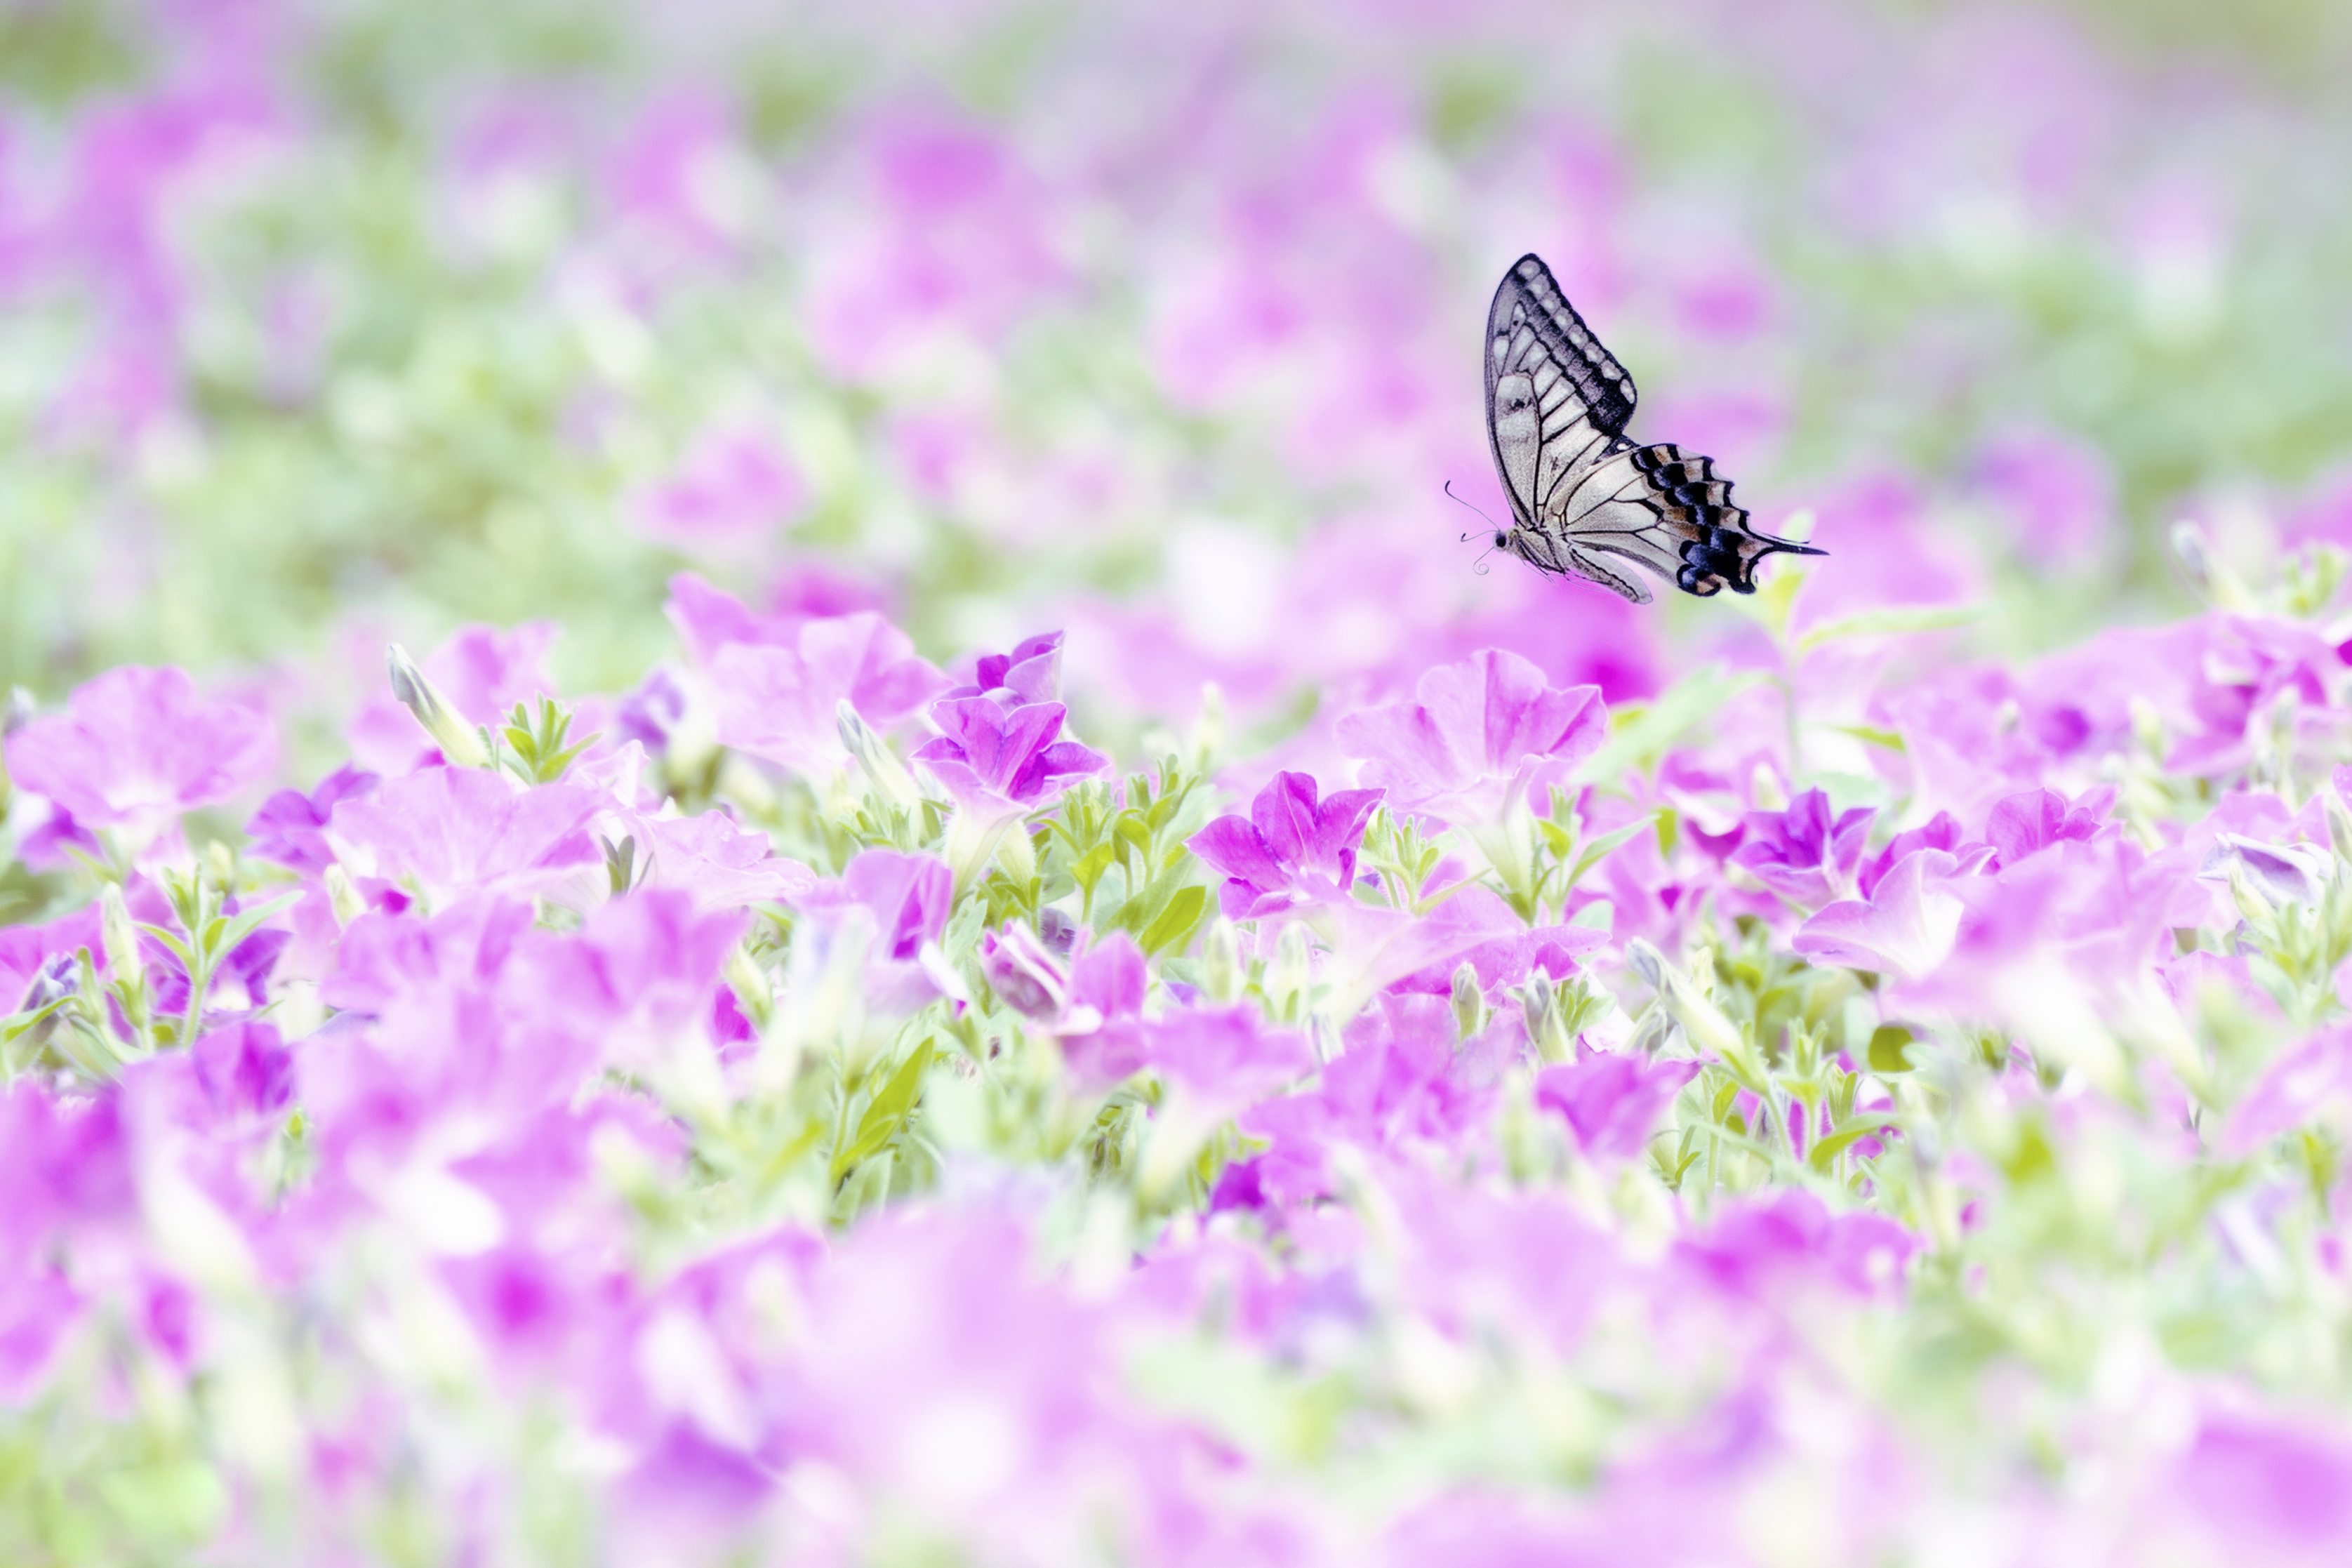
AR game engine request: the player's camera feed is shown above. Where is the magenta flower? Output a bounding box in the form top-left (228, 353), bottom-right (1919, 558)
top-left (1984, 785), bottom-right (2113, 866)
top-left (1794, 848), bottom-right (1974, 979)
top-left (5, 665), bottom-right (277, 842)
top-left (1857, 811), bottom-right (1967, 899)
top-left (1053, 934), bottom-right (1152, 1092)
top-left (710, 612), bottom-right (945, 781)
top-left (1535, 1053), bottom-right (1701, 1160)
top-left (511, 891), bottom-right (748, 1064)
top-left (837, 849), bottom-right (954, 962)
top-left (1732, 789), bottom-right (1875, 910)
top-left (1188, 770), bottom-right (1383, 919)
top-left (245, 763), bottom-right (381, 875)
top-left (976, 926), bottom-right (1153, 1092)
top-left (914, 696), bottom-right (1108, 815)
top-left (326, 767), bottom-right (604, 909)
top-left (945, 631), bottom-right (1065, 705)
top-left (1335, 649), bottom-right (1606, 827)
top-left (191, 1021), bottom-right (295, 1121)
top-left (1229, 997), bottom-right (1492, 1207)
top-left (618, 809), bottom-right (818, 915)
top-left (1677, 1190), bottom-right (1917, 1300)
top-left (788, 849), bottom-right (958, 1019)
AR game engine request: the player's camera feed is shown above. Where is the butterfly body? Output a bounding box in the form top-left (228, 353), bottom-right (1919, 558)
top-left (1482, 253), bottom-right (1821, 603)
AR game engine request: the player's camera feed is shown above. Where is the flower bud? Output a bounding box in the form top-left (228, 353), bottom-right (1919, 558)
top-left (100, 884), bottom-right (143, 988)
top-left (1199, 917), bottom-right (1242, 1004)
top-left (322, 864), bottom-right (368, 928)
top-left (2170, 521), bottom-right (2257, 612)
top-left (995, 823), bottom-right (1039, 885)
top-left (1191, 682), bottom-right (1226, 771)
top-left (385, 644), bottom-right (489, 768)
top-left (978, 924), bottom-right (1068, 1019)
top-left (723, 943), bottom-right (774, 1030)
top-left (1449, 961), bottom-right (1486, 1042)
top-left (2326, 790), bottom-right (2352, 867)
top-left (1521, 972), bottom-right (1572, 1064)
top-left (1623, 938), bottom-right (1767, 1091)
top-left (1266, 922), bottom-right (1314, 1021)
top-left (837, 700), bottom-right (924, 811)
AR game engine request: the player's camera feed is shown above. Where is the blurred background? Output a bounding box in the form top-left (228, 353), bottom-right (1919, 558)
top-left (1, 0), bottom-right (2348, 771)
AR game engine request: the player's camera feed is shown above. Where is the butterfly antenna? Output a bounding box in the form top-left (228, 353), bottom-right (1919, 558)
top-left (1443, 479), bottom-right (1500, 543)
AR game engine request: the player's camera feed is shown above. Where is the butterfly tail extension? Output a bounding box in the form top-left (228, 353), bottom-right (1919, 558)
top-left (1626, 444), bottom-right (1821, 597)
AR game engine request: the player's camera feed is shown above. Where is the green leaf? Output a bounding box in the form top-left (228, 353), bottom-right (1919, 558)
top-left (1807, 1112), bottom-right (1901, 1173)
top-left (1569, 812), bottom-right (1657, 886)
top-left (832, 1037), bottom-right (935, 1181)
top-left (135, 923), bottom-right (199, 972)
top-left (208, 891), bottom-right (305, 962)
top-left (1573, 665), bottom-right (1769, 787)
top-left (1867, 1024), bottom-right (1915, 1074)
top-left (1795, 604), bottom-right (1981, 656)
top-left (1072, 842), bottom-right (1117, 894)
top-left (1820, 722), bottom-right (1908, 753)
top-left (3, 995), bottom-right (79, 1042)
top-left (1138, 884), bottom-right (1209, 958)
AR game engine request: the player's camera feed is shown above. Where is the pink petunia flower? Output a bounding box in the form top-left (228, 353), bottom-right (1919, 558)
top-left (1335, 648), bottom-right (1605, 830)
top-left (325, 766), bottom-right (604, 910)
top-left (710, 613), bottom-right (945, 783)
top-left (6, 666), bottom-right (277, 847)
top-left (1732, 788), bottom-right (1875, 912)
top-left (1188, 770), bottom-right (1383, 920)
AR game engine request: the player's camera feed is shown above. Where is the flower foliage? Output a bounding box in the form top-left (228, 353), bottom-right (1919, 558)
top-left (4, 3), bottom-right (2352, 1567)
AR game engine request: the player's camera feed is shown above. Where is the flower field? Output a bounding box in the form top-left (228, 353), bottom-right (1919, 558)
top-left (6, 1), bottom-right (2352, 1562)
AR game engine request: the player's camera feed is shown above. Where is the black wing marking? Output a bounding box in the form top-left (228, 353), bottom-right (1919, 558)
top-left (1484, 253), bottom-right (1638, 529)
top-left (1512, 444), bottom-right (1823, 602)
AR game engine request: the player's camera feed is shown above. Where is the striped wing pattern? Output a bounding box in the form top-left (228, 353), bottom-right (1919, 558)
top-left (1482, 253), bottom-right (1822, 604)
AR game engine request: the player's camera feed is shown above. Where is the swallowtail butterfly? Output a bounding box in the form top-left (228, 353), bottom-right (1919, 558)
top-left (1482, 253), bottom-right (1821, 602)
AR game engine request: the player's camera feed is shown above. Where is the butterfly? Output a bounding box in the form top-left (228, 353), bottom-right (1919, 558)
top-left (1482, 253), bottom-right (1822, 603)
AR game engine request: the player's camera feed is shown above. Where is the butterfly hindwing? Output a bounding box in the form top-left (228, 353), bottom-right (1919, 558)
top-left (1529, 443), bottom-right (1816, 602)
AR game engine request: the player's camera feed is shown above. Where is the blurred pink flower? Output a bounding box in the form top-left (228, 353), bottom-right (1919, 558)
top-left (1536, 1053), bottom-right (1701, 1160)
top-left (1049, 933), bottom-right (1152, 1094)
top-left (1794, 848), bottom-right (1974, 980)
top-left (6, 665), bottom-right (277, 840)
top-left (244, 763), bottom-right (381, 875)
top-left (2223, 1025), bottom-right (2352, 1157)
top-left (1143, 1004), bottom-right (1314, 1120)
top-left (712, 613), bottom-right (945, 781)
top-left (512, 891), bottom-right (747, 1062)
top-left (1677, 1190), bottom-right (1917, 1300)
top-left (634, 429), bottom-right (807, 553)
top-left (1232, 996), bottom-right (1494, 1207)
top-left (1972, 425), bottom-right (2115, 569)
top-left (1336, 649), bottom-right (1605, 826)
top-left (618, 809), bottom-right (817, 915)
top-left (326, 767), bottom-right (604, 908)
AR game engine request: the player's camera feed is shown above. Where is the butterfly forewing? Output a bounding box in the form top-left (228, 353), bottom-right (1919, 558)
top-left (1481, 253), bottom-right (1822, 602)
